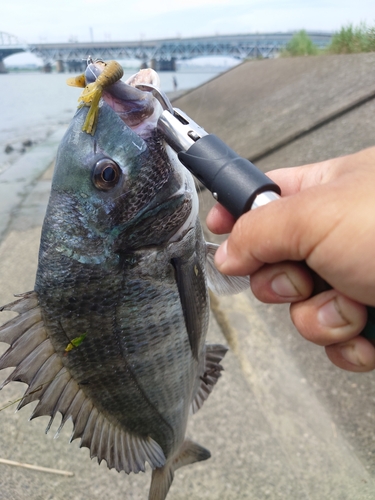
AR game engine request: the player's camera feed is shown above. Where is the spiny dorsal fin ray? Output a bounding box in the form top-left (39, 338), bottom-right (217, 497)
top-left (0, 292), bottom-right (165, 474)
top-left (0, 291), bottom-right (39, 314)
top-left (0, 339), bottom-right (55, 390)
top-left (0, 322), bottom-right (46, 369)
top-left (0, 305), bottom-right (42, 345)
top-left (53, 377), bottom-right (80, 436)
top-left (70, 397), bottom-right (94, 442)
top-left (191, 343), bottom-right (228, 414)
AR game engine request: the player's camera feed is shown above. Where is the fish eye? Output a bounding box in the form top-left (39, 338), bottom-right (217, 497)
top-left (92, 158), bottom-right (121, 191)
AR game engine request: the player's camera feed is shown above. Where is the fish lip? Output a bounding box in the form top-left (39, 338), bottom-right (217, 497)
top-left (102, 88), bottom-right (156, 129)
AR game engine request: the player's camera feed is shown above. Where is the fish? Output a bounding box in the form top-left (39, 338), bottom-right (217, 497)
top-left (0, 62), bottom-right (248, 500)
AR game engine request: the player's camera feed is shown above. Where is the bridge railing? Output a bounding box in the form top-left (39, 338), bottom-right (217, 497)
top-left (0, 31), bottom-right (26, 48)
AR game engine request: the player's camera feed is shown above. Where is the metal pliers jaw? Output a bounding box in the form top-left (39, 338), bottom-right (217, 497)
top-left (135, 83), bottom-right (174, 114)
top-left (135, 83), bottom-right (208, 152)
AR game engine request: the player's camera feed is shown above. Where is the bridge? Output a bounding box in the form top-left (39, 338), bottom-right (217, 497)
top-left (0, 32), bottom-right (28, 73)
top-left (1, 32), bottom-right (333, 73)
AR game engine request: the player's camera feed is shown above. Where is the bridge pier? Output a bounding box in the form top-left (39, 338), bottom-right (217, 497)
top-left (0, 59), bottom-right (7, 74)
top-left (150, 58), bottom-right (176, 72)
top-left (42, 62), bottom-right (52, 73)
top-left (67, 60), bottom-right (86, 72)
top-left (56, 60), bottom-right (65, 73)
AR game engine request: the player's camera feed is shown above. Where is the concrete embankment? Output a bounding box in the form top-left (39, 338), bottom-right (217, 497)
top-left (173, 52), bottom-right (375, 163)
top-left (0, 53), bottom-right (375, 500)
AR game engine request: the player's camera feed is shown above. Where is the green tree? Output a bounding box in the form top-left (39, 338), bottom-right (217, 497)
top-left (282, 30), bottom-right (319, 57)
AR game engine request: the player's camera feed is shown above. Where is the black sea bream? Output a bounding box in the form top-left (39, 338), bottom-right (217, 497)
top-left (0, 64), bottom-right (248, 500)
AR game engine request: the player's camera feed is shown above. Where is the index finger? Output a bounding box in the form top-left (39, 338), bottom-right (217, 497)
top-left (206, 202), bottom-right (236, 234)
top-left (206, 163), bottom-right (319, 234)
top-left (264, 161), bottom-right (330, 197)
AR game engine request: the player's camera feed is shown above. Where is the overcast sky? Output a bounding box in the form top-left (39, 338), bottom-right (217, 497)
top-left (2, 0), bottom-right (375, 64)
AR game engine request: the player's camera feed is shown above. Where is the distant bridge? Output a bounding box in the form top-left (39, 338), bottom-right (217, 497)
top-left (1, 32), bottom-right (333, 73)
top-left (0, 32), bottom-right (28, 73)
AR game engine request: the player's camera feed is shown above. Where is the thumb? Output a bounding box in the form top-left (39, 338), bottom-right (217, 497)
top-left (214, 187), bottom-right (332, 276)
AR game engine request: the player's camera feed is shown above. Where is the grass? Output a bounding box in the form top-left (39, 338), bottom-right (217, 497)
top-left (327, 23), bottom-right (375, 53)
top-left (281, 24), bottom-right (375, 57)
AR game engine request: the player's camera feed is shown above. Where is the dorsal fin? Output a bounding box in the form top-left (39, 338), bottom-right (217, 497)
top-left (0, 292), bottom-right (165, 473)
top-left (191, 343), bottom-right (228, 414)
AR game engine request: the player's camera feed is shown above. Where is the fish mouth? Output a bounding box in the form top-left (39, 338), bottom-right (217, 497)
top-left (101, 84), bottom-right (157, 132)
top-left (84, 61), bottom-right (163, 137)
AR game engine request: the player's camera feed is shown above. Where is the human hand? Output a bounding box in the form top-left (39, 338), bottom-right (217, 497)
top-left (206, 146), bottom-right (375, 372)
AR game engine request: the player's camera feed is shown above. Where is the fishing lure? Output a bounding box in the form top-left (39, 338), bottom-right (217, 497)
top-left (64, 333), bottom-right (87, 354)
top-left (67, 59), bottom-right (124, 135)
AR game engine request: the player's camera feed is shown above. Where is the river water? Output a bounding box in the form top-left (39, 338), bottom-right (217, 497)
top-left (0, 69), bottom-right (222, 174)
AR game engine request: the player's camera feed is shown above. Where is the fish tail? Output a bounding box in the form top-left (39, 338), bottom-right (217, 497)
top-left (149, 464), bottom-right (174, 500)
top-left (148, 439), bottom-right (210, 500)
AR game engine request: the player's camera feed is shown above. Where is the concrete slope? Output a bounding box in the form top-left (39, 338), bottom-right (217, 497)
top-left (173, 52), bottom-right (375, 161)
top-left (256, 97), bottom-right (375, 169)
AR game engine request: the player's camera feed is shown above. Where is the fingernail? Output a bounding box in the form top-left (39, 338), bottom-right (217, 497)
top-left (339, 343), bottom-right (365, 367)
top-left (214, 240), bottom-right (228, 268)
top-left (271, 273), bottom-right (301, 298)
top-left (317, 298), bottom-right (348, 328)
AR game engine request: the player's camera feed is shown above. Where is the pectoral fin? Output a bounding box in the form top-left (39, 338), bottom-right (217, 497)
top-left (206, 242), bottom-right (249, 295)
top-left (171, 256), bottom-right (208, 360)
